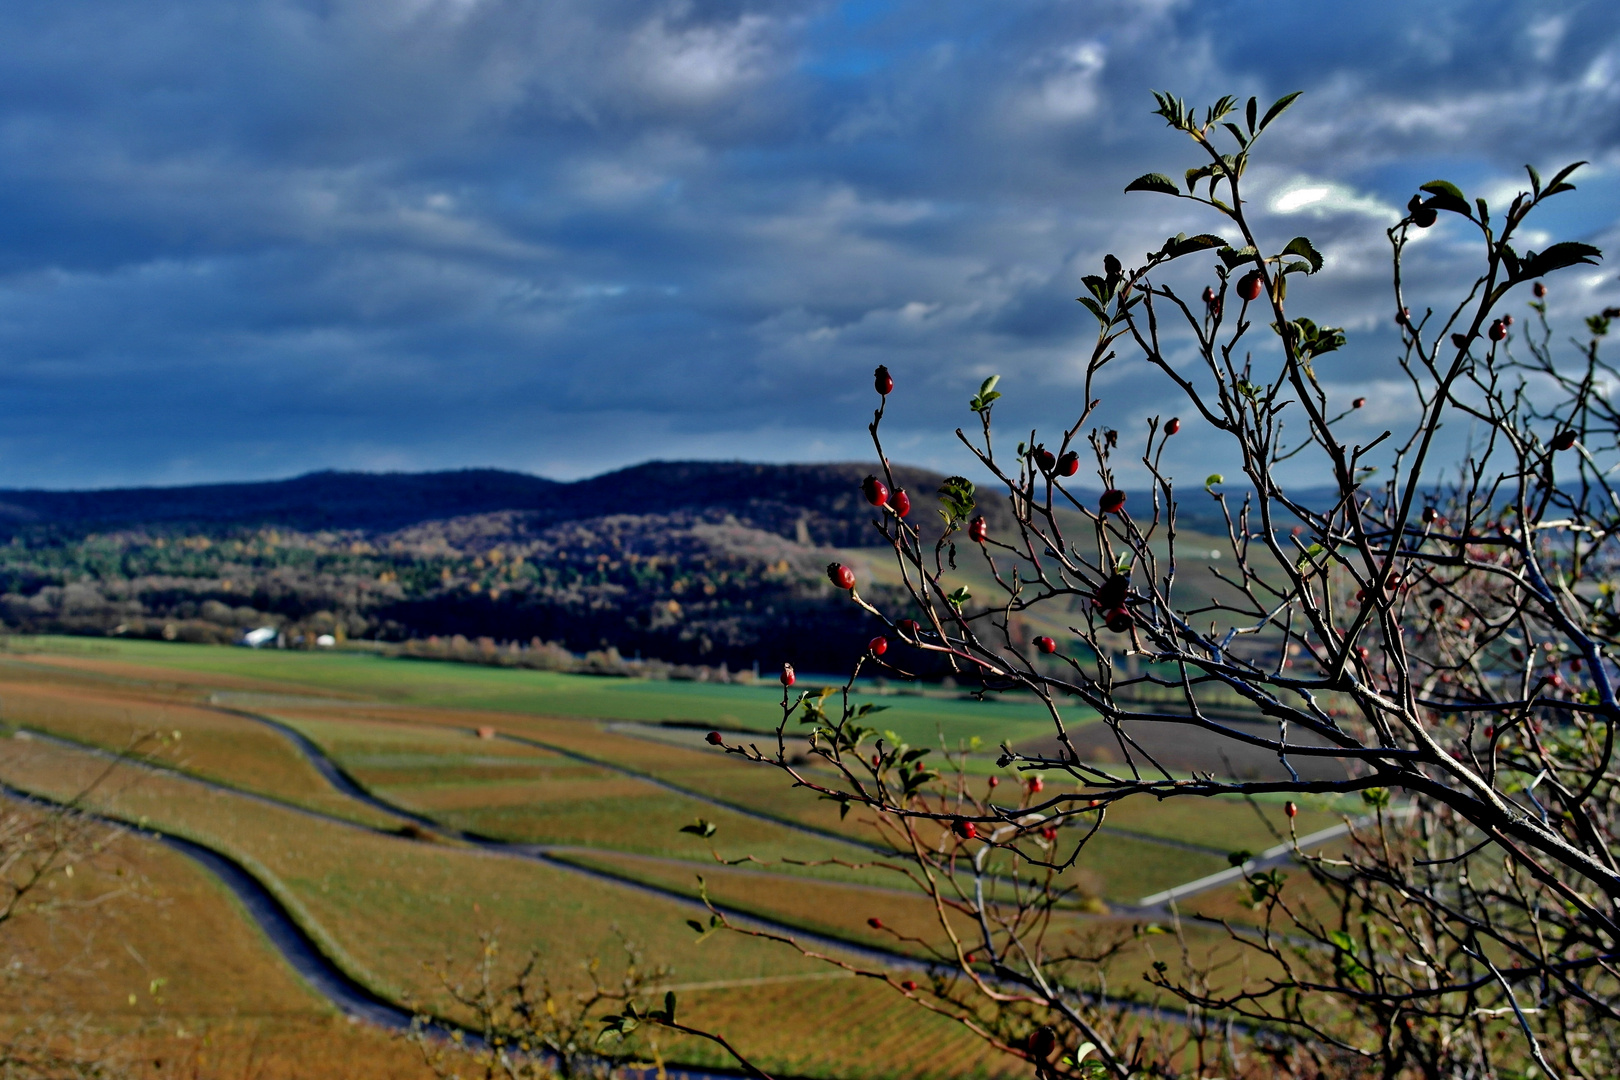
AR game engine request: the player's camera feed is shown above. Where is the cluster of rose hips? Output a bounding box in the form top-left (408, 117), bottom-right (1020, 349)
top-left (1030, 444), bottom-right (1079, 477)
top-left (1091, 571), bottom-right (1134, 633)
top-left (861, 473), bottom-right (911, 517)
top-left (1488, 313), bottom-right (1514, 342)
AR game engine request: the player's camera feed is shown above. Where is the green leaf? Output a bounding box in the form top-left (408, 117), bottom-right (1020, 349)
top-left (1124, 172), bottom-right (1180, 196)
top-left (1525, 164), bottom-right (1542, 198)
top-left (1281, 236), bottom-right (1323, 274)
top-left (1295, 542), bottom-right (1324, 568)
top-left (1361, 786), bottom-right (1391, 809)
top-left (1517, 242), bottom-right (1603, 281)
top-left (938, 476), bottom-right (977, 522)
top-left (1218, 245), bottom-right (1258, 269)
top-left (1244, 96), bottom-right (1258, 133)
top-left (1258, 91), bottom-right (1303, 132)
top-left (1163, 233), bottom-right (1229, 259)
top-left (1418, 180), bottom-right (1471, 217)
top-left (1076, 296), bottom-right (1108, 325)
top-left (1204, 473), bottom-right (1223, 489)
top-left (1546, 160), bottom-right (1587, 192)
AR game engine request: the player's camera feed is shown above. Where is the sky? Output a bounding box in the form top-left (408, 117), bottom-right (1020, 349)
top-left (1, 0), bottom-right (1618, 492)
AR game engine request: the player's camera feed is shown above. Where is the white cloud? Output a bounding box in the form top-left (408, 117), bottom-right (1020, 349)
top-left (1268, 178), bottom-right (1398, 222)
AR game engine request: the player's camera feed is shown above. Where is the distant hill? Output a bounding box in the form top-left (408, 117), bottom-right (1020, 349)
top-left (0, 461), bottom-right (1262, 672)
top-left (0, 462), bottom-right (1010, 545)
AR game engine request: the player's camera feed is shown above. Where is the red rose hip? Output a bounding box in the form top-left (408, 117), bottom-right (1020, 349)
top-left (1165, 417), bottom-right (1180, 435)
top-left (780, 662), bottom-right (796, 687)
top-left (862, 474), bottom-right (890, 507)
top-left (1238, 271), bottom-right (1263, 301)
top-left (1104, 608), bottom-right (1132, 633)
top-left (1551, 430), bottom-right (1577, 451)
top-left (953, 819), bottom-right (977, 840)
top-left (891, 488), bottom-right (911, 517)
top-left (868, 636), bottom-right (888, 656)
top-left (1533, 282), bottom-right (1547, 298)
top-left (1034, 447), bottom-right (1056, 473)
top-left (874, 365), bottom-right (893, 395)
top-left (968, 516), bottom-right (988, 543)
top-left (827, 563), bottom-right (856, 589)
top-left (1098, 489), bottom-right (1126, 515)
top-left (706, 731), bottom-right (723, 746)
top-left (1489, 320), bottom-right (1507, 341)
top-left (1033, 635), bottom-right (1056, 654)
top-left (898, 618), bottom-right (919, 636)
top-left (1056, 451), bottom-right (1079, 477)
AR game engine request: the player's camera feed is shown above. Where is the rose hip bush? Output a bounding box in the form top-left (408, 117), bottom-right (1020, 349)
top-left (698, 91), bottom-right (1620, 1080)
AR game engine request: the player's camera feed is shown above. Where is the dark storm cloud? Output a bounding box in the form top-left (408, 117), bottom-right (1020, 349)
top-left (0, 0), bottom-right (1617, 488)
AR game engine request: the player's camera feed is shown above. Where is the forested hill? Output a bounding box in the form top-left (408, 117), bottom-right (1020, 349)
top-left (0, 463), bottom-right (1267, 671)
top-left (0, 462), bottom-right (1011, 546)
top-left (0, 461), bottom-right (1037, 672)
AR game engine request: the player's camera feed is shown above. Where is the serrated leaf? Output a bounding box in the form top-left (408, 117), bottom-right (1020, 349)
top-left (1518, 242), bottom-right (1603, 281)
top-left (1076, 296), bottom-right (1108, 325)
top-left (1124, 172), bottom-right (1180, 196)
top-left (1420, 179), bottom-right (1465, 201)
top-left (1082, 274), bottom-right (1110, 303)
top-left (1218, 245), bottom-right (1258, 269)
top-left (1258, 91), bottom-right (1302, 131)
top-left (1164, 233), bottom-right (1229, 258)
top-left (1281, 236), bottom-right (1323, 274)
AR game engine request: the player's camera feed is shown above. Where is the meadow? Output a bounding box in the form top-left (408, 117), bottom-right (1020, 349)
top-left (0, 634), bottom-right (1343, 1077)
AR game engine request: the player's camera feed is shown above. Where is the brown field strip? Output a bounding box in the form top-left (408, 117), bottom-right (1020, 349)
top-left (0, 675), bottom-right (407, 830)
top-left (265, 710), bottom-right (894, 874)
top-left (0, 824), bottom-right (330, 1024)
top-left (0, 737), bottom-right (1059, 1079)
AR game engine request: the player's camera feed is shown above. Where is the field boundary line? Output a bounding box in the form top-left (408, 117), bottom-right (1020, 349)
top-left (1138, 806), bottom-right (1418, 907)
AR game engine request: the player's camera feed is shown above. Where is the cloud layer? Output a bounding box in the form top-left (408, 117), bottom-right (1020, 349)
top-left (1, 0), bottom-right (1617, 489)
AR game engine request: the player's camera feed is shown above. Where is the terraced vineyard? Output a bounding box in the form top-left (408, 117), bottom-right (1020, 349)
top-left (0, 635), bottom-right (1344, 1079)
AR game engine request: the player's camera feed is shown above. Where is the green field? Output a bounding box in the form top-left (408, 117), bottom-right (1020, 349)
top-left (2, 635), bottom-right (1060, 747)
